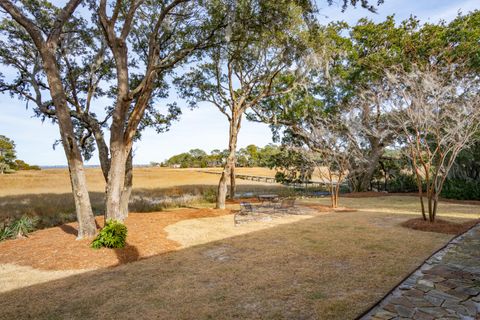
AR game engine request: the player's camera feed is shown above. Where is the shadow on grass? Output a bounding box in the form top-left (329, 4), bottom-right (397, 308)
top-left (0, 184), bottom-right (292, 230)
top-left (59, 220), bottom-right (102, 236)
top-left (0, 212), bottom-right (454, 320)
top-left (114, 244), bottom-right (140, 265)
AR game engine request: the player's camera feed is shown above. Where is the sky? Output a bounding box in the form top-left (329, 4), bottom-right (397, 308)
top-left (1, 0), bottom-right (479, 166)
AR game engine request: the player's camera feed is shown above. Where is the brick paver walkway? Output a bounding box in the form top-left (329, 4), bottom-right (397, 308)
top-left (362, 223), bottom-right (480, 320)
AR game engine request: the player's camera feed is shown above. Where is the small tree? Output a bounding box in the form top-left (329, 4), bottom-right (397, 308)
top-left (0, 135), bottom-right (16, 174)
top-left (288, 115), bottom-right (364, 208)
top-left (387, 66), bottom-right (480, 222)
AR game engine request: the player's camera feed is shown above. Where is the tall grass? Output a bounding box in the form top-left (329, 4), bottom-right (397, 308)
top-left (0, 184), bottom-right (297, 230)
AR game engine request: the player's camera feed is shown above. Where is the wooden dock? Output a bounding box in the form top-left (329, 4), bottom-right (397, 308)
top-left (200, 170), bottom-right (277, 183)
top-left (199, 170), bottom-right (343, 188)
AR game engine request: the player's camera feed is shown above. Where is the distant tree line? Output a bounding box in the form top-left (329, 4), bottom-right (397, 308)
top-left (161, 144), bottom-right (281, 168)
top-left (0, 135), bottom-right (40, 173)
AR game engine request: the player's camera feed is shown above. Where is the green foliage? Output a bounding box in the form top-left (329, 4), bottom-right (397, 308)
top-left (164, 144), bottom-right (280, 168)
top-left (441, 179), bottom-right (480, 201)
top-left (10, 215), bottom-right (38, 237)
top-left (0, 135), bottom-right (16, 173)
top-left (269, 148), bottom-right (314, 183)
top-left (0, 225), bottom-right (13, 241)
top-left (386, 173), bottom-right (420, 193)
top-left (0, 215), bottom-right (38, 241)
top-left (0, 135), bottom-right (39, 173)
top-left (91, 220), bottom-right (128, 249)
top-left (275, 171), bottom-right (287, 183)
top-left (14, 159), bottom-right (41, 171)
top-left (202, 188), bottom-right (217, 203)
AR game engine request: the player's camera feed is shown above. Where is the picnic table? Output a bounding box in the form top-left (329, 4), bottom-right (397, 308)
top-left (257, 194), bottom-right (279, 205)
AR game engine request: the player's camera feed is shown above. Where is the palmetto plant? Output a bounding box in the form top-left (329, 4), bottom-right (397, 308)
top-left (9, 216), bottom-right (38, 238)
top-left (0, 225), bottom-right (13, 241)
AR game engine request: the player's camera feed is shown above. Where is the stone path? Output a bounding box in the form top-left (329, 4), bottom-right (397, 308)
top-left (362, 223), bottom-right (480, 320)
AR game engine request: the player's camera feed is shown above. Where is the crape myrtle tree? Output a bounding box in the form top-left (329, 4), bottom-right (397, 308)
top-left (0, 0), bottom-right (226, 235)
top-left (386, 66), bottom-right (480, 222)
top-left (303, 117), bottom-right (363, 208)
top-left (274, 111), bottom-right (365, 208)
top-left (175, 0), bottom-right (318, 209)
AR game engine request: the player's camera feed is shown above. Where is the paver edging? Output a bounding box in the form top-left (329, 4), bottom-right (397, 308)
top-left (355, 221), bottom-right (480, 320)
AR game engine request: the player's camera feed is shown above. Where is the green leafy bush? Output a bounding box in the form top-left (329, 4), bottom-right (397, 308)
top-left (91, 220), bottom-right (128, 249)
top-left (441, 179), bottom-right (480, 200)
top-left (387, 173), bottom-right (420, 193)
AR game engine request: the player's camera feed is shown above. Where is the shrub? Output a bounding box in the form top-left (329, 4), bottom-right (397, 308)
top-left (91, 220), bottom-right (128, 249)
top-left (0, 225), bottom-right (13, 241)
top-left (0, 215), bottom-right (38, 241)
top-left (202, 188), bottom-right (217, 203)
top-left (387, 173), bottom-right (420, 193)
top-left (10, 215), bottom-right (38, 237)
top-left (441, 179), bottom-right (480, 200)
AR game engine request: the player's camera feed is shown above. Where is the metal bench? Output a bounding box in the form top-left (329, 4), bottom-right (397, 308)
top-left (274, 198), bottom-right (296, 213)
top-left (239, 202), bottom-right (254, 214)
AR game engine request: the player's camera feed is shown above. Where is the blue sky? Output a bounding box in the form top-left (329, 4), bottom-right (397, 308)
top-left (1, 0), bottom-right (478, 166)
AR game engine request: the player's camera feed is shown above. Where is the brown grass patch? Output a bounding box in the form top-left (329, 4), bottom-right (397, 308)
top-left (301, 203), bottom-right (357, 213)
top-left (342, 192), bottom-right (480, 206)
top-left (0, 208), bottom-right (229, 270)
top-left (401, 217), bottom-right (479, 235)
top-left (0, 209), bottom-right (452, 320)
top-left (0, 167), bottom-right (277, 197)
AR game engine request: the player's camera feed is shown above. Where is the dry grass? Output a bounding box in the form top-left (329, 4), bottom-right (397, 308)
top-left (1, 170), bottom-right (479, 319)
top-left (0, 202), bottom-right (457, 320)
top-left (0, 167), bottom-right (276, 197)
top-left (304, 195), bottom-right (480, 220)
top-left (0, 167), bottom-right (288, 227)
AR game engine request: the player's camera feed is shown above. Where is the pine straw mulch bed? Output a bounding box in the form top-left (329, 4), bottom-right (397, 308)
top-left (0, 208), bottom-right (230, 271)
top-left (401, 218), bottom-right (480, 235)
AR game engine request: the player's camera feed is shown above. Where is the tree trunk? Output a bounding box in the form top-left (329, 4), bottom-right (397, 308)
top-left (329, 183), bottom-right (336, 208)
top-left (119, 150), bottom-right (133, 221)
top-left (427, 187), bottom-right (434, 222)
top-left (92, 126), bottom-right (110, 182)
top-left (432, 194), bottom-right (439, 222)
top-left (216, 118), bottom-right (239, 209)
top-left (354, 146), bottom-right (384, 192)
top-left (229, 162), bottom-right (236, 199)
top-left (334, 185), bottom-right (340, 208)
top-left (42, 49), bottom-right (96, 239)
top-left (413, 163), bottom-right (427, 221)
top-left (105, 142), bottom-right (128, 222)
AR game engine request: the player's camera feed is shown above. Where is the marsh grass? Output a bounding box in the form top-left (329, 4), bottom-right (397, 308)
top-left (0, 184), bottom-right (292, 230)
